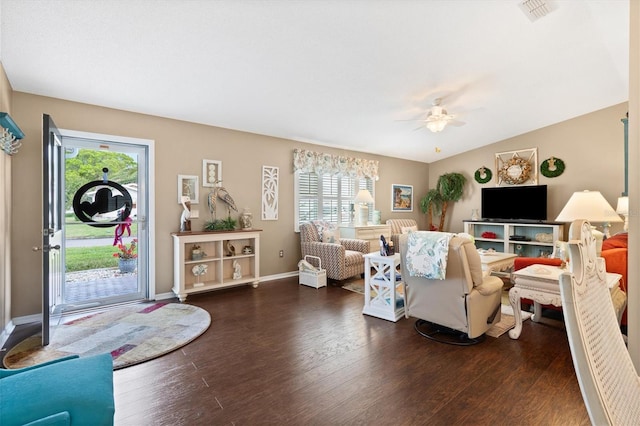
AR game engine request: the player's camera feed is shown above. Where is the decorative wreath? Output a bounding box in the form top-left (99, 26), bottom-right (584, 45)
top-left (498, 156), bottom-right (532, 185)
top-left (540, 156), bottom-right (565, 178)
top-left (474, 166), bottom-right (492, 184)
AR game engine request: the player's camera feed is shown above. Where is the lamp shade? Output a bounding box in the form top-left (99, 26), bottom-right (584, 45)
top-left (354, 189), bottom-right (375, 204)
top-left (555, 190), bottom-right (623, 223)
top-left (616, 196), bottom-right (629, 215)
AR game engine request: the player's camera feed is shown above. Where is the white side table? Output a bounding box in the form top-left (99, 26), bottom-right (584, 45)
top-left (509, 264), bottom-right (625, 339)
top-left (478, 251), bottom-right (517, 275)
top-left (363, 252), bottom-right (404, 322)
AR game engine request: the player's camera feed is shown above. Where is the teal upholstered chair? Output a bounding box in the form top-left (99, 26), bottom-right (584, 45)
top-left (0, 353), bottom-right (115, 426)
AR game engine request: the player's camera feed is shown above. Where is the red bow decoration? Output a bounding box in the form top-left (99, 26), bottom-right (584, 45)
top-left (113, 216), bottom-right (132, 246)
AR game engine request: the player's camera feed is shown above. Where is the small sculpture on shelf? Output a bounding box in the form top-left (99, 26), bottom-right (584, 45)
top-left (240, 207), bottom-right (253, 230)
top-left (232, 260), bottom-right (242, 279)
top-left (191, 244), bottom-right (205, 260)
top-left (380, 235), bottom-right (390, 256)
top-left (180, 196), bottom-right (192, 232)
top-left (192, 264), bottom-right (208, 287)
top-left (225, 240), bottom-right (236, 257)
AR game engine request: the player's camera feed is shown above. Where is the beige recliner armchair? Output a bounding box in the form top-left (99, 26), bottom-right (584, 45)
top-left (399, 233), bottom-right (503, 345)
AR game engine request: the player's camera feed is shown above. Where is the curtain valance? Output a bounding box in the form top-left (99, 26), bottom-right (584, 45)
top-left (293, 148), bottom-right (379, 180)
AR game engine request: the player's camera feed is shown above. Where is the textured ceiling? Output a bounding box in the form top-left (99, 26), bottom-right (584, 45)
top-left (0, 0), bottom-right (630, 163)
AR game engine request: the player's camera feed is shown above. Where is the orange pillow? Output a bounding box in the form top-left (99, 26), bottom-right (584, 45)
top-left (602, 233), bottom-right (628, 251)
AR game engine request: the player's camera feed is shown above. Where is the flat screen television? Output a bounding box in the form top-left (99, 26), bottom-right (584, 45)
top-left (481, 185), bottom-right (547, 222)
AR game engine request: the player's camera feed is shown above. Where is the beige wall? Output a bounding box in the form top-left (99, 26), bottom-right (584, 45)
top-left (428, 102), bottom-right (629, 236)
top-left (10, 92), bottom-right (430, 317)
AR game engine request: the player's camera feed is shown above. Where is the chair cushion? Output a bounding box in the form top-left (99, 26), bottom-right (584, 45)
top-left (322, 228), bottom-right (340, 243)
top-left (401, 225), bottom-right (418, 234)
top-left (313, 220), bottom-right (334, 241)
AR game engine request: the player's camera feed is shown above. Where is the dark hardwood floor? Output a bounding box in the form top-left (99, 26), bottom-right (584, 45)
top-left (113, 277), bottom-right (590, 425)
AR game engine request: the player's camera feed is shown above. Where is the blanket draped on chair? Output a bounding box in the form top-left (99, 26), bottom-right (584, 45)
top-left (405, 231), bottom-right (454, 279)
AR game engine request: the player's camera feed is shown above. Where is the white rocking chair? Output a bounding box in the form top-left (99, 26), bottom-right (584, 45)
top-left (559, 220), bottom-right (640, 425)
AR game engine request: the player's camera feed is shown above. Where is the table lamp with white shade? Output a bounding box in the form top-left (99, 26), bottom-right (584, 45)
top-left (616, 196), bottom-right (629, 232)
top-left (354, 189), bottom-right (375, 226)
top-left (555, 190), bottom-right (623, 255)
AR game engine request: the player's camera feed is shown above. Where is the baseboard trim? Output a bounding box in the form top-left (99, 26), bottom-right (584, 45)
top-left (5, 272), bottom-right (302, 329)
top-left (0, 320), bottom-right (16, 349)
top-left (261, 271), bottom-right (299, 281)
top-left (10, 313), bottom-right (41, 326)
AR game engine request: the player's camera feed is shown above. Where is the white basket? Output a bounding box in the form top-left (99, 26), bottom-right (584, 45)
top-left (299, 255), bottom-right (327, 288)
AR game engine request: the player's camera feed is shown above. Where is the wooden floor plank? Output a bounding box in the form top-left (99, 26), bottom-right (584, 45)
top-left (108, 278), bottom-right (589, 425)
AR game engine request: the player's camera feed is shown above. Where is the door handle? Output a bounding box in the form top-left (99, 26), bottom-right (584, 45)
top-left (33, 245), bottom-right (61, 252)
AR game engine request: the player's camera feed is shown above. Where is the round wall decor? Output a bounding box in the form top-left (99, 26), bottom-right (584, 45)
top-left (498, 156), bottom-right (532, 185)
top-left (474, 166), bottom-right (492, 184)
top-left (540, 156), bottom-right (565, 178)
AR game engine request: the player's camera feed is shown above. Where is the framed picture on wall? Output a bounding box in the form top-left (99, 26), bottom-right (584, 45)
top-left (202, 159), bottom-right (222, 187)
top-left (178, 175), bottom-right (199, 204)
top-left (391, 184), bottom-right (413, 212)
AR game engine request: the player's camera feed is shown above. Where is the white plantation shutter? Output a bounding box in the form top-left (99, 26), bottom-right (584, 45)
top-left (295, 171), bottom-right (374, 231)
top-left (297, 172), bottom-right (319, 224)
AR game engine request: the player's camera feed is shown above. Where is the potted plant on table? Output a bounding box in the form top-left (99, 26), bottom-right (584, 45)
top-left (113, 238), bottom-right (138, 273)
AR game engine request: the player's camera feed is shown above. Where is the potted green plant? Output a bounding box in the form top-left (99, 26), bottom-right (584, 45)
top-left (113, 239), bottom-right (138, 273)
top-left (420, 188), bottom-right (443, 231)
top-left (203, 217), bottom-right (237, 231)
top-left (420, 172), bottom-right (466, 231)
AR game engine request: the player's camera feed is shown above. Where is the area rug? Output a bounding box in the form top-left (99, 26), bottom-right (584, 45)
top-left (3, 302), bottom-right (210, 370)
top-left (486, 304), bottom-right (533, 338)
top-left (342, 280), bottom-right (364, 294)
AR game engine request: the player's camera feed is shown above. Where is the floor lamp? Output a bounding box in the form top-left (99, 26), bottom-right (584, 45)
top-left (354, 189), bottom-right (374, 226)
top-left (555, 190), bottom-right (623, 255)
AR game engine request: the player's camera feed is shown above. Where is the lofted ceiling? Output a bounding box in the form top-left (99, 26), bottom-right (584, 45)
top-left (0, 0), bottom-right (629, 163)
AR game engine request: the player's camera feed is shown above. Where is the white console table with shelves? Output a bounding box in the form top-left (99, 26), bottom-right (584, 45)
top-left (339, 224), bottom-right (391, 253)
top-left (171, 230), bottom-right (261, 302)
top-left (463, 220), bottom-right (564, 258)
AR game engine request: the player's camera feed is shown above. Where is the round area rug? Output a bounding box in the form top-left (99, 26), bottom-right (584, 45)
top-left (3, 302), bottom-right (210, 370)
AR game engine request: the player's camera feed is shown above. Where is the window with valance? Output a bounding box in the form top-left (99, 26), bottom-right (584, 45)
top-left (293, 149), bottom-right (378, 230)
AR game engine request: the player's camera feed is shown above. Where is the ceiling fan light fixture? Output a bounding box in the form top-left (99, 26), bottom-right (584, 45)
top-left (426, 119), bottom-right (448, 132)
top-left (423, 98), bottom-right (456, 132)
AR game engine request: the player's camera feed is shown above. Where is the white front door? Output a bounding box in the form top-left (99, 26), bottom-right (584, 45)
top-left (60, 130), bottom-right (155, 311)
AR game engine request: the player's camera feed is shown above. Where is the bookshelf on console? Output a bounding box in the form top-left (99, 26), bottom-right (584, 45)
top-left (463, 220), bottom-right (564, 258)
top-left (171, 230), bottom-right (261, 301)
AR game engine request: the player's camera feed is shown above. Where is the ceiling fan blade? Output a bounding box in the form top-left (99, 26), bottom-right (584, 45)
top-left (449, 119), bottom-right (466, 127)
top-left (396, 118), bottom-right (426, 122)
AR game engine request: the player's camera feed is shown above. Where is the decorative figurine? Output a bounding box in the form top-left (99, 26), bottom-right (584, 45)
top-left (240, 207), bottom-right (253, 229)
top-left (225, 240), bottom-right (236, 256)
top-left (192, 264), bottom-right (208, 287)
top-left (232, 260), bottom-right (242, 279)
top-left (207, 180), bottom-right (238, 221)
top-left (180, 196), bottom-right (191, 232)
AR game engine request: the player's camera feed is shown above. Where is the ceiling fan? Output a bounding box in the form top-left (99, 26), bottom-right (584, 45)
top-left (422, 98), bottom-right (465, 132)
